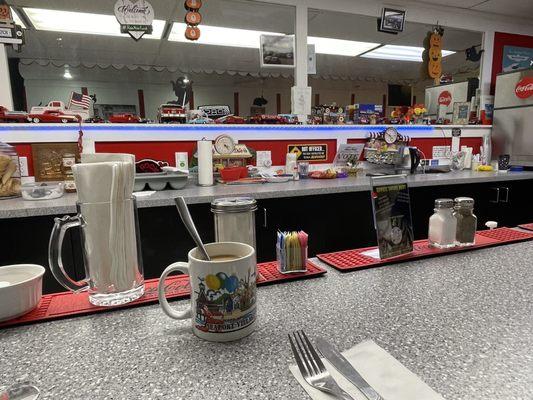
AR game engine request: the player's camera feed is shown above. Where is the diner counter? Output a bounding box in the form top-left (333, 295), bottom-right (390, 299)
top-left (2, 170), bottom-right (533, 219)
top-left (1, 242), bottom-right (532, 399)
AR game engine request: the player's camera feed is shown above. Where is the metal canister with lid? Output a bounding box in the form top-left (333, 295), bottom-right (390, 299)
top-left (453, 197), bottom-right (477, 246)
top-left (211, 197), bottom-right (257, 249)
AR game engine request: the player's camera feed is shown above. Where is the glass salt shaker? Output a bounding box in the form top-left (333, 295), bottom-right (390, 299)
top-left (428, 198), bottom-right (457, 248)
top-left (211, 197), bottom-right (257, 250)
top-left (454, 197), bottom-right (477, 246)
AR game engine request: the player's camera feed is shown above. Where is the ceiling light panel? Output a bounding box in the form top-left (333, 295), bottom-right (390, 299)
top-left (308, 36), bottom-right (379, 57)
top-left (361, 45), bottom-right (455, 62)
top-left (169, 23), bottom-right (380, 57)
top-left (24, 8), bottom-right (165, 39)
top-left (169, 22), bottom-right (282, 48)
top-left (10, 7), bottom-right (26, 29)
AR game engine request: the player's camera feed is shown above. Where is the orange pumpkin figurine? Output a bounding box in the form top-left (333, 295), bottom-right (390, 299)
top-left (185, 25), bottom-right (200, 40)
top-left (185, 11), bottom-right (202, 25)
top-left (185, 0), bottom-right (202, 10)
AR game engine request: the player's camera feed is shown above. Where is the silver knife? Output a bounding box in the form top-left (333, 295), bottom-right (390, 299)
top-left (315, 337), bottom-right (384, 400)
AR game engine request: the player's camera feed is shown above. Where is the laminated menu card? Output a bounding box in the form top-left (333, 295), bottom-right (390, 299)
top-left (370, 176), bottom-right (414, 259)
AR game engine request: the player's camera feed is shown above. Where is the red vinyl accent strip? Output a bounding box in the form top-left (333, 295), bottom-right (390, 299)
top-left (0, 260), bottom-right (326, 329)
top-left (518, 223), bottom-right (533, 231)
top-left (317, 227), bottom-right (533, 272)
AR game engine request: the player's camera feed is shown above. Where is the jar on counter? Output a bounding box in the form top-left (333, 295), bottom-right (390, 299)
top-left (0, 142), bottom-right (21, 199)
top-left (428, 198), bottom-right (457, 248)
top-left (211, 197), bottom-right (257, 249)
top-left (454, 197), bottom-right (477, 246)
top-left (62, 153), bottom-right (77, 193)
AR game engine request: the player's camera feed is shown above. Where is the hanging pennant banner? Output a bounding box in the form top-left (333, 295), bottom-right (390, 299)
top-left (114, 0), bottom-right (154, 41)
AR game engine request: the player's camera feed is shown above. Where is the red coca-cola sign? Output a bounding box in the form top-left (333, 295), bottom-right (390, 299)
top-left (515, 77), bottom-right (533, 99)
top-left (438, 90), bottom-right (452, 106)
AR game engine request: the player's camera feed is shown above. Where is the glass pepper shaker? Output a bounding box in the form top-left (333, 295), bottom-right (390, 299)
top-left (454, 197), bottom-right (477, 246)
top-left (428, 198), bottom-right (457, 248)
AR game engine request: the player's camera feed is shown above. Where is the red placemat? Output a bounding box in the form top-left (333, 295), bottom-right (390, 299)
top-left (0, 260), bottom-right (325, 329)
top-left (318, 227), bottom-right (533, 272)
top-left (517, 223), bottom-right (533, 232)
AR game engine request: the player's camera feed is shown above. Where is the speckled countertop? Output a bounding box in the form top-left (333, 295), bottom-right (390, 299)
top-left (1, 243), bottom-right (532, 399)
top-left (2, 170), bottom-right (533, 219)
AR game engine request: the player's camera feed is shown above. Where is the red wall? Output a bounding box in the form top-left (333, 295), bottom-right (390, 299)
top-left (95, 141), bottom-right (197, 165)
top-left (491, 32), bottom-right (533, 94)
top-left (240, 139), bottom-right (337, 165)
top-left (348, 137), bottom-right (482, 159)
top-left (12, 136), bottom-right (482, 177)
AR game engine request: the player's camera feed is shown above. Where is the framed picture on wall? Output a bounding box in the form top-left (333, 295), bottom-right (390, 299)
top-left (260, 34), bottom-right (295, 68)
top-left (452, 101), bottom-right (470, 125)
top-left (32, 143), bottom-right (80, 182)
top-left (379, 8), bottom-right (406, 34)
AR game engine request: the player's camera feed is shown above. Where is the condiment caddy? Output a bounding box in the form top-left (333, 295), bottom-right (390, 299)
top-left (276, 230), bottom-right (308, 274)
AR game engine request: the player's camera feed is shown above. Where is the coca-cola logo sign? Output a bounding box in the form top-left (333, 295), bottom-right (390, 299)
top-left (515, 77), bottom-right (533, 99)
top-left (438, 90), bottom-right (452, 106)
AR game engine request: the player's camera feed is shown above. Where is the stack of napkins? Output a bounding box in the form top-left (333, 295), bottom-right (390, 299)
top-left (290, 340), bottom-right (443, 400)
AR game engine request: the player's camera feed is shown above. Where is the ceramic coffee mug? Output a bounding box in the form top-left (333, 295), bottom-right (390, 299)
top-left (158, 242), bottom-right (257, 342)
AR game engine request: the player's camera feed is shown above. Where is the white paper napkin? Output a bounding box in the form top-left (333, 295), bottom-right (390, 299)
top-left (290, 340), bottom-right (444, 400)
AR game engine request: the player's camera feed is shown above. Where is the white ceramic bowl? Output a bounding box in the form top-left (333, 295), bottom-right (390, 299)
top-left (0, 264), bottom-right (45, 322)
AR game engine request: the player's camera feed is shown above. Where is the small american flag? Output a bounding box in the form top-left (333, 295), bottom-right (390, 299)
top-left (69, 91), bottom-right (92, 109)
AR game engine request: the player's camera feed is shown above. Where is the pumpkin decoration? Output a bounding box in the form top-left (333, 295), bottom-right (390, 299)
top-left (425, 27), bottom-right (444, 82)
top-left (185, 11), bottom-right (202, 25)
top-left (184, 0), bottom-right (203, 41)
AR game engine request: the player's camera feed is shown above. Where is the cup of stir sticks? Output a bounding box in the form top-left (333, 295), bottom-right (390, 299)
top-left (276, 230), bottom-right (308, 274)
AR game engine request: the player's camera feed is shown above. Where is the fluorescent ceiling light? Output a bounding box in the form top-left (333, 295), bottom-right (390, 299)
top-left (169, 22), bottom-right (281, 48)
top-left (24, 7), bottom-right (165, 39)
top-left (10, 7), bottom-right (26, 29)
top-left (169, 23), bottom-right (380, 57)
top-left (362, 45), bottom-right (455, 62)
top-left (308, 36), bottom-right (379, 57)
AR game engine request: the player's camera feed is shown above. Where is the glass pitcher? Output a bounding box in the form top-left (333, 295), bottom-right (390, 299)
top-left (48, 198), bottom-right (144, 306)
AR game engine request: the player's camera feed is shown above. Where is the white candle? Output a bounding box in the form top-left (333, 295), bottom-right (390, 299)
top-left (198, 140), bottom-right (213, 186)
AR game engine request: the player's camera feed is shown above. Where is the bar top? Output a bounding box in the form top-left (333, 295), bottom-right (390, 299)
top-left (2, 170), bottom-right (533, 219)
top-left (1, 243), bottom-right (532, 399)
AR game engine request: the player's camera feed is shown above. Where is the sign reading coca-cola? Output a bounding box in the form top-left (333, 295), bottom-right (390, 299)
top-left (114, 0), bottom-right (154, 41)
top-left (438, 90), bottom-right (452, 106)
top-left (515, 77), bottom-right (533, 99)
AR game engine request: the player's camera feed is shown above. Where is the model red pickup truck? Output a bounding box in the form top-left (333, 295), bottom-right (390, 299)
top-left (0, 106), bottom-right (28, 123)
top-left (108, 113), bottom-right (142, 123)
top-left (27, 110), bottom-right (81, 123)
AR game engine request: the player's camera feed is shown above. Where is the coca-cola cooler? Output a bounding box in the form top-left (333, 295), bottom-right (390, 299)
top-left (424, 79), bottom-right (478, 120)
top-left (492, 68), bottom-right (533, 166)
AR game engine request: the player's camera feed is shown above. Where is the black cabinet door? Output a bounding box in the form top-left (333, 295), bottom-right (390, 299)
top-left (137, 203), bottom-right (215, 280)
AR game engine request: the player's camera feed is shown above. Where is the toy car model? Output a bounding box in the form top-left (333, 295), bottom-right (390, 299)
top-left (158, 104), bottom-right (187, 123)
top-left (215, 114), bottom-right (246, 124)
top-left (108, 113), bottom-right (142, 123)
top-left (27, 110), bottom-right (81, 123)
top-left (248, 114), bottom-right (288, 124)
top-left (30, 101), bottom-right (90, 121)
top-left (189, 117), bottom-right (212, 124)
top-left (0, 106), bottom-right (28, 123)
top-left (277, 114), bottom-right (299, 124)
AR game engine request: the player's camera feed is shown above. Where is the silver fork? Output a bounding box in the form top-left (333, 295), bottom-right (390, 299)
top-left (289, 330), bottom-right (354, 400)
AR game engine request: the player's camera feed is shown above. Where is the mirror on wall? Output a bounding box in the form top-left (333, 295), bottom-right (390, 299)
top-left (307, 9), bottom-right (482, 120)
top-left (6, 0), bottom-right (296, 120)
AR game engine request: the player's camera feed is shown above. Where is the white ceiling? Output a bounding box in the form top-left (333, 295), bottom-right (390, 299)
top-left (412, 0), bottom-right (533, 19)
top-left (7, 0), bottom-right (482, 84)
